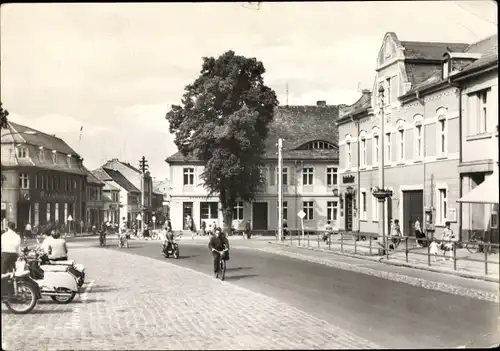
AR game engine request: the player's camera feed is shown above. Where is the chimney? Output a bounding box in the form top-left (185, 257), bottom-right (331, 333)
top-left (362, 89), bottom-right (371, 95)
top-left (316, 100), bottom-right (327, 107)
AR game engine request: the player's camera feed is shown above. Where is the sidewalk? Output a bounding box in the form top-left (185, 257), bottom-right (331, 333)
top-left (270, 235), bottom-right (500, 282)
top-left (2, 246), bottom-right (379, 350)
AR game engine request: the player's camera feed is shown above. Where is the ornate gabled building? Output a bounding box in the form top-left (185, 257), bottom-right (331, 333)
top-left (336, 32), bottom-right (496, 240)
top-left (1, 121), bottom-right (87, 231)
top-left (166, 102), bottom-right (344, 232)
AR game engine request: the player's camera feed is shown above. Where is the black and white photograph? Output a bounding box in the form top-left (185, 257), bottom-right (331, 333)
top-left (1, 1), bottom-right (498, 349)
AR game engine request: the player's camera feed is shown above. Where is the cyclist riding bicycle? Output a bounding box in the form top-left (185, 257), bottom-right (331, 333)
top-left (163, 225), bottom-right (176, 253)
top-left (208, 227), bottom-right (229, 277)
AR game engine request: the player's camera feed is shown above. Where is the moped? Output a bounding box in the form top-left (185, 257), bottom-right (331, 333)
top-left (1, 260), bottom-right (41, 314)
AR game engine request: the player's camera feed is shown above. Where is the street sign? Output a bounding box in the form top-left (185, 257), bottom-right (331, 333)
top-left (152, 215), bottom-right (156, 222)
top-left (1, 203), bottom-right (6, 210)
top-left (136, 214), bottom-right (142, 221)
top-left (297, 210), bottom-right (306, 219)
top-left (67, 215), bottom-right (73, 221)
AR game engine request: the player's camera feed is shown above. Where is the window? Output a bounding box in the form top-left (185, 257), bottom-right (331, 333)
top-left (52, 151), bottom-right (57, 163)
top-left (73, 180), bottom-right (77, 191)
top-left (372, 195), bottom-right (379, 221)
top-left (438, 188), bottom-right (448, 224)
top-left (302, 168), bottom-right (314, 186)
top-left (360, 191), bottom-right (367, 220)
top-left (19, 173), bottom-right (29, 189)
top-left (477, 89), bottom-right (488, 134)
top-left (415, 124), bottom-right (423, 159)
top-left (201, 202), bottom-right (218, 220)
top-left (275, 167), bottom-right (288, 185)
top-left (233, 201), bottom-right (243, 221)
top-left (398, 129), bottom-right (405, 161)
top-left (373, 135), bottom-right (379, 165)
top-left (439, 119), bottom-right (447, 155)
top-left (51, 176), bottom-right (55, 191)
top-left (41, 175), bottom-right (45, 190)
top-left (46, 203), bottom-right (51, 223)
top-left (55, 203), bottom-right (59, 222)
top-left (326, 167), bottom-right (338, 187)
top-left (303, 141), bottom-right (335, 149)
top-left (16, 146), bottom-right (28, 159)
top-left (303, 201), bottom-right (314, 220)
top-left (183, 168), bottom-right (194, 185)
top-left (64, 203), bottom-right (68, 224)
top-left (34, 203), bottom-right (39, 227)
top-left (386, 77), bottom-right (392, 105)
top-left (276, 201), bottom-right (288, 221)
top-left (346, 142), bottom-right (352, 168)
top-left (327, 201), bottom-right (338, 221)
top-left (385, 133), bottom-right (392, 162)
top-left (360, 136), bottom-right (367, 167)
top-left (39, 148), bottom-right (45, 161)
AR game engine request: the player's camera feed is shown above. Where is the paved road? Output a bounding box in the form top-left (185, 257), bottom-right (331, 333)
top-left (79, 236), bottom-right (499, 349)
top-left (2, 244), bottom-right (378, 350)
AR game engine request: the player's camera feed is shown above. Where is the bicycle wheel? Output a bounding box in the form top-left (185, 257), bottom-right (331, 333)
top-left (466, 240), bottom-right (478, 254)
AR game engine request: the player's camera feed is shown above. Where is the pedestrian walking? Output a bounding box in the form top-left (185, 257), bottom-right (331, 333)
top-left (201, 221), bottom-right (206, 236)
top-left (323, 220), bottom-right (333, 243)
top-left (415, 217), bottom-right (425, 247)
top-left (429, 238), bottom-right (439, 261)
top-left (244, 219), bottom-right (251, 239)
top-left (389, 219), bottom-right (402, 249)
top-left (186, 215), bottom-right (194, 239)
top-left (1, 221), bottom-right (21, 274)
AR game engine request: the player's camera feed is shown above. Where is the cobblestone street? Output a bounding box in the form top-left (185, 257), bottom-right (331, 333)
top-left (2, 245), bottom-right (379, 350)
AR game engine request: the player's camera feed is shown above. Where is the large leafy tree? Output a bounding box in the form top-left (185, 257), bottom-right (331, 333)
top-left (0, 102), bottom-right (8, 129)
top-left (166, 50), bottom-right (279, 233)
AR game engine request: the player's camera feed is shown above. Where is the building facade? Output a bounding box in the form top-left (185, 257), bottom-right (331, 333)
top-left (101, 158), bottom-right (153, 222)
top-left (451, 35), bottom-right (499, 242)
top-left (1, 122), bottom-right (87, 231)
top-left (101, 182), bottom-right (120, 224)
top-left (337, 33), bottom-right (473, 238)
top-left (166, 103), bottom-right (343, 232)
top-left (84, 169), bottom-right (104, 229)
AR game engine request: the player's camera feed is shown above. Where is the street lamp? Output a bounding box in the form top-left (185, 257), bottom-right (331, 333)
top-left (332, 188), bottom-right (339, 197)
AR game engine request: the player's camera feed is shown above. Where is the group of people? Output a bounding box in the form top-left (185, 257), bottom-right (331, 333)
top-left (1, 221), bottom-right (69, 274)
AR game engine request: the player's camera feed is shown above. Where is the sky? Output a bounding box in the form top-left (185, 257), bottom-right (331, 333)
top-left (1, 1), bottom-right (497, 180)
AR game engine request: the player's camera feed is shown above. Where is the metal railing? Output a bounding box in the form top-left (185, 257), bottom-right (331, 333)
top-left (274, 229), bottom-right (499, 277)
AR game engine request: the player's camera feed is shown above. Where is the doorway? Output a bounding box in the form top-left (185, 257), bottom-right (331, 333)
top-left (183, 202), bottom-right (193, 230)
top-left (252, 202), bottom-right (268, 230)
top-left (402, 190), bottom-right (423, 236)
top-left (17, 202), bottom-right (30, 231)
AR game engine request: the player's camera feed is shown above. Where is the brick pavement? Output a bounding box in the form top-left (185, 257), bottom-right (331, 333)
top-left (272, 234), bottom-right (500, 282)
top-left (2, 246), bottom-right (380, 350)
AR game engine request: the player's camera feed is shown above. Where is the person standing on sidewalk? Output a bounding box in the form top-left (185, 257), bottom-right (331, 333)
top-left (1, 221), bottom-right (21, 274)
top-left (440, 221), bottom-right (455, 261)
top-left (415, 217), bottom-right (424, 248)
top-left (24, 222), bottom-right (32, 243)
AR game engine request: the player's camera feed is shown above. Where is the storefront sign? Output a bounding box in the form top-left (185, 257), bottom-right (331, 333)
top-left (342, 175), bottom-right (355, 184)
top-left (447, 208), bottom-right (457, 222)
top-left (40, 191), bottom-right (76, 203)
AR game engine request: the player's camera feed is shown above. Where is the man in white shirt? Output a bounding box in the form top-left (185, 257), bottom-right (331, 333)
top-left (1, 221), bottom-right (21, 274)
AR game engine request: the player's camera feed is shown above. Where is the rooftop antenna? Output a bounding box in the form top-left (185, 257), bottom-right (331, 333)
top-left (77, 126), bottom-right (83, 149)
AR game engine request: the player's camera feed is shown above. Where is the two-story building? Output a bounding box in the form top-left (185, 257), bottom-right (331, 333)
top-left (166, 102), bottom-right (344, 232)
top-left (84, 168), bottom-right (104, 229)
top-left (337, 32), bottom-right (473, 238)
top-left (92, 167), bottom-right (141, 227)
top-left (101, 158), bottom-right (153, 222)
top-left (451, 35), bottom-right (499, 242)
top-left (1, 121), bottom-right (87, 231)
top-left (101, 181), bottom-right (120, 225)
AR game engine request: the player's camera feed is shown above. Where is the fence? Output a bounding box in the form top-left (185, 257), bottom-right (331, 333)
top-left (273, 229), bottom-right (499, 277)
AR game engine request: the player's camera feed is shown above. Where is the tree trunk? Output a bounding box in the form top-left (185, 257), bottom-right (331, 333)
top-left (222, 207), bottom-right (233, 236)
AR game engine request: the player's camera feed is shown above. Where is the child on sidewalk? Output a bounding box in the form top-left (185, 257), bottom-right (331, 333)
top-left (429, 238), bottom-right (439, 262)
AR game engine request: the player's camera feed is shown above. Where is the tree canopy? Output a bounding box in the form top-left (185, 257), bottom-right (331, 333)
top-left (0, 102), bottom-right (9, 129)
top-left (166, 50), bottom-right (279, 231)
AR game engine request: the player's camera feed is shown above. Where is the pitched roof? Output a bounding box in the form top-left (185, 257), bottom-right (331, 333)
top-left (166, 104), bottom-right (343, 163)
top-left (101, 167), bottom-right (140, 193)
top-left (103, 159), bottom-right (141, 174)
top-left (4, 121), bottom-right (81, 156)
top-left (465, 34), bottom-right (498, 54)
top-left (457, 44), bottom-right (498, 74)
top-left (84, 167), bottom-right (105, 185)
top-left (400, 41), bottom-right (470, 61)
top-left (337, 90), bottom-right (372, 124)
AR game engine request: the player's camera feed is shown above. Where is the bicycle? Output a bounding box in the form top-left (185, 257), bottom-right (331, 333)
top-left (215, 247), bottom-right (228, 281)
top-left (466, 231), bottom-right (485, 254)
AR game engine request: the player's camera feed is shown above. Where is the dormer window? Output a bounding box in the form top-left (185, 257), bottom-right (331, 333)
top-left (38, 146), bottom-right (45, 161)
top-left (301, 140), bottom-right (336, 150)
top-left (52, 150), bottom-right (57, 163)
top-left (16, 146), bottom-right (28, 159)
top-left (443, 58), bottom-right (450, 79)
top-left (67, 154), bottom-right (72, 167)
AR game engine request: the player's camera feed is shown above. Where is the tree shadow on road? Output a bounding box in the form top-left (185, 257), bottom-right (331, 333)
top-left (224, 274), bottom-right (259, 281)
top-left (89, 287), bottom-right (118, 293)
top-left (178, 255), bottom-right (200, 259)
top-left (226, 267), bottom-right (252, 272)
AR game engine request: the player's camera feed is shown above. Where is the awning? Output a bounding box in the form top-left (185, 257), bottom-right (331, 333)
top-left (457, 173), bottom-right (499, 204)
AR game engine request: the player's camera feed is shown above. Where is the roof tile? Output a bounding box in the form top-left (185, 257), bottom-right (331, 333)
top-left (101, 167), bottom-right (140, 193)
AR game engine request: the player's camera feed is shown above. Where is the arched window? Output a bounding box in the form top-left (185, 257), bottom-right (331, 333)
top-left (436, 107), bottom-right (448, 157)
top-left (372, 127), bottom-right (380, 165)
top-left (359, 131), bottom-right (368, 167)
top-left (345, 134), bottom-right (352, 169)
top-left (396, 119), bottom-right (406, 162)
top-left (299, 140), bottom-right (337, 150)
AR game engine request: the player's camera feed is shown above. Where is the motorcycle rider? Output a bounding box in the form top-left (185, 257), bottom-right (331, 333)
top-left (47, 230), bottom-right (69, 261)
top-left (119, 217), bottom-right (128, 246)
top-left (208, 227), bottom-right (230, 277)
top-left (162, 225), bottom-right (176, 254)
top-left (1, 221), bottom-right (21, 274)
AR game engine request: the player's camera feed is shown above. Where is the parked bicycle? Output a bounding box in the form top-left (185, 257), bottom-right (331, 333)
top-left (466, 231), bottom-right (485, 254)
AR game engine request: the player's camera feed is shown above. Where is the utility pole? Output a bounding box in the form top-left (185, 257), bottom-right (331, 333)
top-left (138, 156), bottom-right (148, 235)
top-left (278, 138), bottom-right (283, 241)
top-left (378, 86), bottom-right (387, 252)
top-left (285, 83), bottom-right (289, 106)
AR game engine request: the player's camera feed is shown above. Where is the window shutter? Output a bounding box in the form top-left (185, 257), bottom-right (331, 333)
top-left (270, 166), bottom-right (275, 186)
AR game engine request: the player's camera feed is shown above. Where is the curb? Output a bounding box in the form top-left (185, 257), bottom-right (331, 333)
top-left (269, 241), bottom-right (500, 283)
